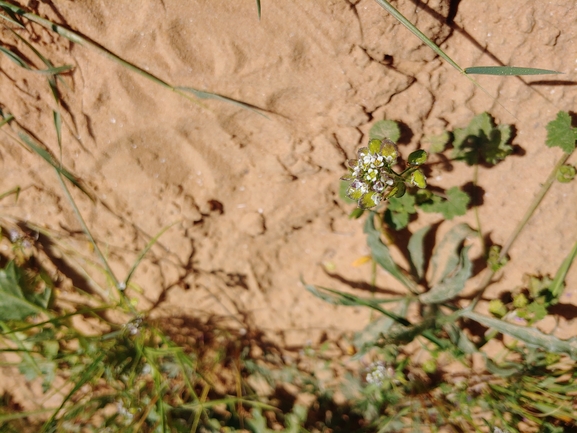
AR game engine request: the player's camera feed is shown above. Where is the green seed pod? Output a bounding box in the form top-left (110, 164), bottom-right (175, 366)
top-left (408, 149), bottom-right (428, 166)
top-left (410, 169), bottom-right (427, 188)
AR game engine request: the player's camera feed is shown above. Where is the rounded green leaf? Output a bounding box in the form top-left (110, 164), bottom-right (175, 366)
top-left (408, 149), bottom-right (428, 165)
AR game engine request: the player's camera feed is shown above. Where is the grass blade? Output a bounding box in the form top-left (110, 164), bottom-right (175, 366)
top-left (0, 6), bottom-right (25, 27)
top-left (0, 185), bottom-right (20, 202)
top-left (550, 238), bottom-right (577, 300)
top-left (0, 46), bottom-right (31, 69)
top-left (122, 222), bottom-right (179, 289)
top-left (17, 131), bottom-right (93, 200)
top-left (373, 0), bottom-right (464, 74)
top-left (176, 86), bottom-right (267, 118)
top-left (465, 66), bottom-right (562, 76)
top-left (255, 0), bottom-right (261, 20)
top-left (41, 353), bottom-right (105, 432)
top-left (0, 1), bottom-right (264, 115)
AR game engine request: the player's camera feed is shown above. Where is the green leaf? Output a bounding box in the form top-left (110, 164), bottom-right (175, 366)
top-left (430, 223), bottom-right (475, 285)
top-left (408, 149), bottom-right (427, 165)
top-left (304, 283), bottom-right (411, 326)
top-left (419, 245), bottom-right (472, 304)
top-left (419, 187), bottom-right (470, 219)
top-left (549, 238), bottom-right (577, 301)
top-left (0, 262), bottom-right (50, 320)
top-left (255, 0), bottom-right (261, 20)
top-left (369, 119), bottom-right (401, 142)
top-left (407, 225), bottom-right (431, 281)
top-left (349, 207), bottom-right (365, 219)
top-left (452, 112), bottom-right (512, 165)
top-left (339, 180), bottom-right (357, 204)
top-left (364, 213), bottom-right (418, 292)
top-left (546, 111), bottom-right (576, 153)
top-left (384, 193), bottom-right (416, 230)
top-left (427, 131), bottom-right (451, 154)
top-left (525, 302), bottom-right (548, 323)
top-left (18, 132), bottom-right (94, 201)
top-left (460, 310), bottom-right (577, 360)
top-left (464, 66), bottom-right (561, 76)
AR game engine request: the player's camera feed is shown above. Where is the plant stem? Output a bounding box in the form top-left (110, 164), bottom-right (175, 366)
top-left (472, 164), bottom-right (486, 257)
top-left (472, 151), bottom-right (573, 301)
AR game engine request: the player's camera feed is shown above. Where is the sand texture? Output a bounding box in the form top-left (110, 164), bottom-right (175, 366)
top-left (0, 0), bottom-right (576, 370)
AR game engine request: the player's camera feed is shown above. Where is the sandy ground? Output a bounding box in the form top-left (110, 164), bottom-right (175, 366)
top-left (1, 0), bottom-right (576, 404)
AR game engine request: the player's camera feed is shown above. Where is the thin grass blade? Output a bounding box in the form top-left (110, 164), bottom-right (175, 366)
top-left (0, 185), bottom-right (20, 202)
top-left (255, 0), bottom-right (261, 20)
top-left (123, 221), bottom-right (179, 288)
top-left (176, 87), bottom-right (268, 118)
top-left (465, 66), bottom-right (562, 76)
top-left (17, 132), bottom-right (93, 200)
top-left (550, 238), bottom-right (577, 300)
top-left (0, 112), bottom-right (14, 127)
top-left (41, 353), bottom-right (105, 432)
top-left (373, 0), bottom-right (464, 74)
top-left (0, 6), bottom-right (26, 27)
top-left (0, 46), bottom-right (31, 69)
top-left (0, 2), bottom-right (263, 115)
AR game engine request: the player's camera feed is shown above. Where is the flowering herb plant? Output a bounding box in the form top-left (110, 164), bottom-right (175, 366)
top-left (341, 138), bottom-right (427, 209)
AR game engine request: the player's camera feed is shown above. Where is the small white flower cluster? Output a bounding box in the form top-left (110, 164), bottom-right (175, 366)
top-left (342, 139), bottom-right (399, 209)
top-left (365, 361), bottom-right (397, 386)
top-left (125, 317), bottom-right (143, 336)
top-left (116, 400), bottom-right (134, 423)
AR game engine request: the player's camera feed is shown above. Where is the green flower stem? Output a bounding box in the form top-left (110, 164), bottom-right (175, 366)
top-left (472, 150), bottom-right (573, 302)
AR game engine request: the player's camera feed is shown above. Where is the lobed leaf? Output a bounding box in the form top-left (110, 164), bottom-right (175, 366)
top-left (546, 111), bottom-right (576, 154)
top-left (419, 187), bottom-right (470, 220)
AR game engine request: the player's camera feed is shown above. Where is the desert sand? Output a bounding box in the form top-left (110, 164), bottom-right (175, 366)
top-left (0, 0), bottom-right (576, 409)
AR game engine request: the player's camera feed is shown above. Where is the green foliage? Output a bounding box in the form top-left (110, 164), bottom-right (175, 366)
top-left (546, 111), bottom-right (577, 153)
top-left (0, 261), bottom-right (51, 320)
top-left (426, 130), bottom-right (451, 153)
top-left (369, 119), bottom-right (401, 143)
top-left (418, 187), bottom-right (470, 219)
top-left (384, 193), bottom-right (416, 230)
top-left (452, 112), bottom-right (512, 165)
top-left (464, 66), bottom-right (560, 75)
